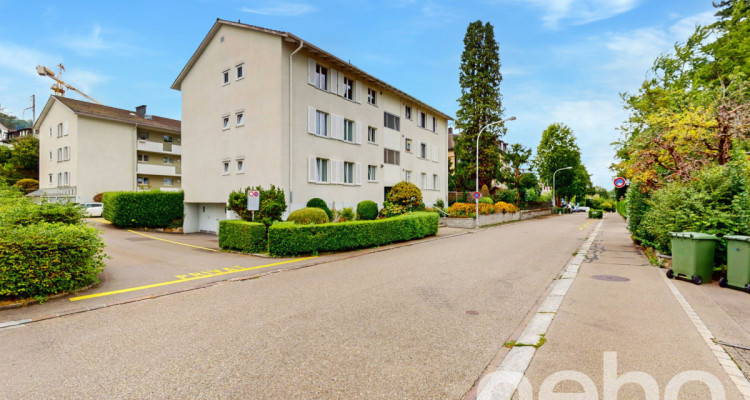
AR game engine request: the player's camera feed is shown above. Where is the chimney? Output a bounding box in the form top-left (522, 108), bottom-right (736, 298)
top-left (448, 127), bottom-right (453, 135)
top-left (136, 105), bottom-right (147, 117)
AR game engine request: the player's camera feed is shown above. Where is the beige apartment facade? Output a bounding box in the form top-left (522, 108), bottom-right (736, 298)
top-left (173, 20), bottom-right (451, 233)
top-left (33, 96), bottom-right (182, 203)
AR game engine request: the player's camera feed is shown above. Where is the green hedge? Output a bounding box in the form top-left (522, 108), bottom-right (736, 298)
top-left (268, 212), bottom-right (439, 256)
top-left (0, 222), bottom-right (106, 300)
top-left (588, 209), bottom-right (603, 219)
top-left (218, 220), bottom-right (267, 253)
top-left (102, 191), bottom-right (184, 228)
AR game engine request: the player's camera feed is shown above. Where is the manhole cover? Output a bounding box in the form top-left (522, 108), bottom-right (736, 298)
top-left (591, 274), bottom-right (630, 282)
top-left (466, 310), bottom-right (479, 315)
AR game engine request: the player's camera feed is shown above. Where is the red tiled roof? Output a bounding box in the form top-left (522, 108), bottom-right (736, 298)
top-left (54, 96), bottom-right (180, 133)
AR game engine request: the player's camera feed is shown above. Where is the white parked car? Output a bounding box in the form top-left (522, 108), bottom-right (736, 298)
top-left (79, 202), bottom-right (104, 217)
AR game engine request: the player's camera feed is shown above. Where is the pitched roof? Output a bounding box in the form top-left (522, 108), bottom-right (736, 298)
top-left (51, 96), bottom-right (180, 132)
top-left (171, 19), bottom-right (453, 121)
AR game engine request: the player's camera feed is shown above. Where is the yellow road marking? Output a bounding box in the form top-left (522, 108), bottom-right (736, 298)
top-left (126, 230), bottom-right (219, 252)
top-left (93, 218), bottom-right (111, 224)
top-left (69, 257), bottom-right (317, 301)
top-left (579, 220), bottom-right (592, 231)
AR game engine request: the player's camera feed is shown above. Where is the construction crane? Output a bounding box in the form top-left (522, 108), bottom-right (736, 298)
top-left (36, 64), bottom-right (101, 104)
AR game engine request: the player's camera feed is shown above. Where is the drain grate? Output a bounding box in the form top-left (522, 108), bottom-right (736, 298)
top-left (591, 274), bottom-right (630, 282)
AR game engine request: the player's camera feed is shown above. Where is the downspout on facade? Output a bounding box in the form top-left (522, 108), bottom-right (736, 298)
top-left (289, 39), bottom-right (304, 206)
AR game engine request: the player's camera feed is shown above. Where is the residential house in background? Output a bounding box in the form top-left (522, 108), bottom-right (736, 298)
top-left (172, 20), bottom-right (452, 233)
top-left (0, 122), bottom-right (9, 144)
top-left (32, 96), bottom-right (181, 203)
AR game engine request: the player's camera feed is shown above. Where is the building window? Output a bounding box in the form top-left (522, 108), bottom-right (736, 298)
top-left (163, 157), bottom-right (174, 165)
top-left (433, 174), bottom-right (439, 189)
top-left (315, 63), bottom-right (328, 90)
top-left (237, 159), bottom-right (244, 173)
top-left (222, 69), bottom-right (230, 85)
top-left (343, 77), bottom-right (354, 100)
top-left (63, 146), bottom-right (69, 161)
top-left (57, 123), bottom-right (63, 137)
top-left (384, 149), bottom-right (400, 165)
top-left (138, 177), bottom-right (150, 185)
top-left (163, 178), bottom-right (174, 186)
top-left (405, 138), bottom-right (412, 152)
top-left (236, 63), bottom-right (244, 80)
top-left (163, 135), bottom-right (174, 142)
top-left (367, 127), bottom-right (376, 144)
top-left (223, 161), bottom-right (230, 175)
top-left (48, 127), bottom-right (52, 137)
top-left (316, 111), bottom-right (328, 137)
top-left (432, 117), bottom-right (437, 132)
top-left (236, 112), bottom-right (244, 127)
top-left (343, 119), bottom-right (354, 142)
top-left (316, 158), bottom-right (328, 182)
top-left (64, 172), bottom-right (70, 186)
top-left (57, 148), bottom-right (62, 161)
top-left (48, 174), bottom-right (52, 184)
top-left (405, 106), bottom-right (412, 120)
top-left (419, 112), bottom-right (426, 128)
top-left (384, 112), bottom-right (400, 131)
top-left (222, 116), bottom-right (230, 130)
top-left (57, 173), bottom-right (62, 186)
top-left (367, 88), bottom-right (377, 105)
top-left (138, 154), bottom-right (149, 162)
top-left (420, 143), bottom-right (427, 159)
top-left (368, 165), bottom-right (377, 181)
top-left (48, 151), bottom-right (53, 161)
top-left (138, 131), bottom-right (149, 140)
top-left (405, 170), bottom-right (412, 182)
top-left (420, 173), bottom-right (427, 188)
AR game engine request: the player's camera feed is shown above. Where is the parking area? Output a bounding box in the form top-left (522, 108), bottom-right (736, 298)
top-left (0, 219), bottom-right (321, 323)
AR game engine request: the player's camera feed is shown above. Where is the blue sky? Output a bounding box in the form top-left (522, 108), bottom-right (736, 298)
top-left (0, 0), bottom-right (718, 188)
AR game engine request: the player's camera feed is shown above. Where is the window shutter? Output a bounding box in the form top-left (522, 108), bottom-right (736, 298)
top-left (330, 114), bottom-right (339, 140)
top-left (437, 175), bottom-right (441, 190)
top-left (338, 74), bottom-right (345, 97)
top-left (329, 160), bottom-right (337, 184)
top-left (329, 69), bottom-right (338, 93)
top-left (63, 121), bottom-right (69, 135)
top-left (432, 144), bottom-right (438, 162)
top-left (308, 156), bottom-right (316, 182)
top-left (415, 109), bottom-right (420, 126)
top-left (355, 163), bottom-right (362, 185)
top-left (308, 107), bottom-right (316, 134)
top-left (355, 121), bottom-right (362, 144)
top-left (307, 58), bottom-right (316, 85)
top-left (355, 81), bottom-right (362, 103)
top-left (339, 161), bottom-right (346, 184)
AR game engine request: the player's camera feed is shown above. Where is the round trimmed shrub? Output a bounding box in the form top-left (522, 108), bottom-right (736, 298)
top-left (287, 207), bottom-right (329, 225)
top-left (306, 198), bottom-right (333, 220)
top-left (479, 197), bottom-right (494, 204)
top-left (385, 181), bottom-right (422, 209)
top-left (357, 200), bottom-right (378, 220)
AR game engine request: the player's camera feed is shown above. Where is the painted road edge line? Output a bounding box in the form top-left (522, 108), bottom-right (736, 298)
top-left (69, 257), bottom-right (317, 301)
top-left (126, 229), bottom-right (219, 252)
top-left (661, 272), bottom-right (750, 399)
top-left (477, 219), bottom-right (603, 400)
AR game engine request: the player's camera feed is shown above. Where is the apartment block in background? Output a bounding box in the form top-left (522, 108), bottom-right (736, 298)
top-left (33, 96), bottom-right (181, 203)
top-left (172, 20), bottom-right (452, 233)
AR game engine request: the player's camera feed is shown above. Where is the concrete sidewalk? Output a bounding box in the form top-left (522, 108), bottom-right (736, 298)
top-left (511, 215), bottom-right (748, 399)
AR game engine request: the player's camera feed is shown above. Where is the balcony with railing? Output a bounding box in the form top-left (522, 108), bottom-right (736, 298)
top-left (137, 140), bottom-right (181, 155)
top-left (136, 163), bottom-right (179, 177)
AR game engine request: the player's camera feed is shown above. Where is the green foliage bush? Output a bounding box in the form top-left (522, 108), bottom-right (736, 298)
top-left (102, 191), bottom-right (184, 228)
top-left (337, 207), bottom-right (356, 222)
top-left (554, 207), bottom-right (570, 214)
top-left (588, 209), bottom-right (603, 219)
top-left (356, 200), bottom-right (378, 220)
top-left (306, 198), bottom-right (333, 221)
top-left (228, 185), bottom-right (287, 227)
top-left (479, 196), bottom-right (494, 204)
top-left (0, 222), bottom-right (105, 300)
top-left (493, 189), bottom-right (517, 204)
top-left (218, 220), bottom-right (267, 253)
top-left (287, 207), bottom-right (329, 224)
top-left (616, 200), bottom-right (628, 218)
top-left (268, 212), bottom-right (439, 256)
top-left (14, 178), bottom-right (38, 194)
top-left (626, 182), bottom-right (655, 246)
top-left (385, 181), bottom-right (422, 211)
top-left (380, 201), bottom-right (406, 218)
top-left (434, 199), bottom-right (445, 209)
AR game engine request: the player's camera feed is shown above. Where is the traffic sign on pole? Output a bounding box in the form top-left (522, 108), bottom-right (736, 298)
top-left (613, 177), bottom-right (626, 188)
top-left (473, 191), bottom-right (481, 199)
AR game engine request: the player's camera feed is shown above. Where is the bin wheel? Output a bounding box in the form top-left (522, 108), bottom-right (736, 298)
top-left (666, 269), bottom-right (674, 279)
top-left (692, 275), bottom-right (703, 285)
top-left (719, 277), bottom-right (728, 288)
top-left (746, 284), bottom-right (750, 294)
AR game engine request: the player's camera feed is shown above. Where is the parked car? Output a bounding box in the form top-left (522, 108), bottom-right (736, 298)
top-left (78, 202), bottom-right (104, 217)
top-left (572, 206), bottom-right (589, 213)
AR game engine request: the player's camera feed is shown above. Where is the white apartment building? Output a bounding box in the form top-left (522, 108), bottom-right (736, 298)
top-left (33, 96), bottom-right (182, 203)
top-left (172, 20), bottom-right (452, 233)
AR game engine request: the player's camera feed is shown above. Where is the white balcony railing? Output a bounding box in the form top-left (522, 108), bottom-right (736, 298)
top-left (136, 163), bottom-right (179, 176)
top-left (137, 140), bottom-right (181, 155)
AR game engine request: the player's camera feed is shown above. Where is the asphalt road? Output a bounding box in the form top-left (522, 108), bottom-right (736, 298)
top-left (0, 214), bottom-right (595, 399)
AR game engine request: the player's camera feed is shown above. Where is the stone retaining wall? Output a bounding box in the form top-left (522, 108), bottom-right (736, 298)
top-left (441, 208), bottom-right (552, 229)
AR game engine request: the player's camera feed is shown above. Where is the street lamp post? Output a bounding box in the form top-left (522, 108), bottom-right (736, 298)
top-left (552, 166), bottom-right (573, 209)
top-left (476, 116), bottom-right (517, 229)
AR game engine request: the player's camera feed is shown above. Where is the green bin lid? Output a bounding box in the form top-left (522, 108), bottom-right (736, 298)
top-left (724, 235), bottom-right (750, 243)
top-left (669, 232), bottom-right (718, 240)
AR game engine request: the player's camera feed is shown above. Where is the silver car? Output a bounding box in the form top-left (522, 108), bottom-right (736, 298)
top-left (79, 202), bottom-right (104, 217)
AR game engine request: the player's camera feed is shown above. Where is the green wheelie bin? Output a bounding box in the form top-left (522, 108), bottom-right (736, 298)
top-left (720, 236), bottom-right (750, 292)
top-left (666, 232), bottom-right (718, 285)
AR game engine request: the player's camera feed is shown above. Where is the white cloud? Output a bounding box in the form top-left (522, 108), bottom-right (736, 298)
top-left (669, 10), bottom-right (716, 39)
top-left (60, 25), bottom-right (110, 55)
top-left (63, 69), bottom-right (109, 96)
top-left (510, 0), bottom-right (640, 29)
top-left (241, 2), bottom-right (316, 16)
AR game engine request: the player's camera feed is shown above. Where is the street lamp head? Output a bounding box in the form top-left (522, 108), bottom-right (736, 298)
top-left (507, 116), bottom-right (517, 121)
top-left (562, 166), bottom-right (573, 170)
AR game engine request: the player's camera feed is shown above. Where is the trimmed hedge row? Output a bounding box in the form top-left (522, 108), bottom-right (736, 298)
top-left (218, 220), bottom-right (267, 253)
top-left (588, 209), bottom-right (604, 219)
top-left (0, 222), bottom-right (106, 300)
top-left (102, 191), bottom-right (184, 228)
top-left (268, 212), bottom-right (439, 256)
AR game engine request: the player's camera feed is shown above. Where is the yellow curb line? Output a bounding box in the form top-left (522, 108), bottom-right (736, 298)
top-left (69, 257), bottom-right (317, 301)
top-left (578, 220), bottom-right (592, 231)
top-left (126, 229), bottom-right (218, 252)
